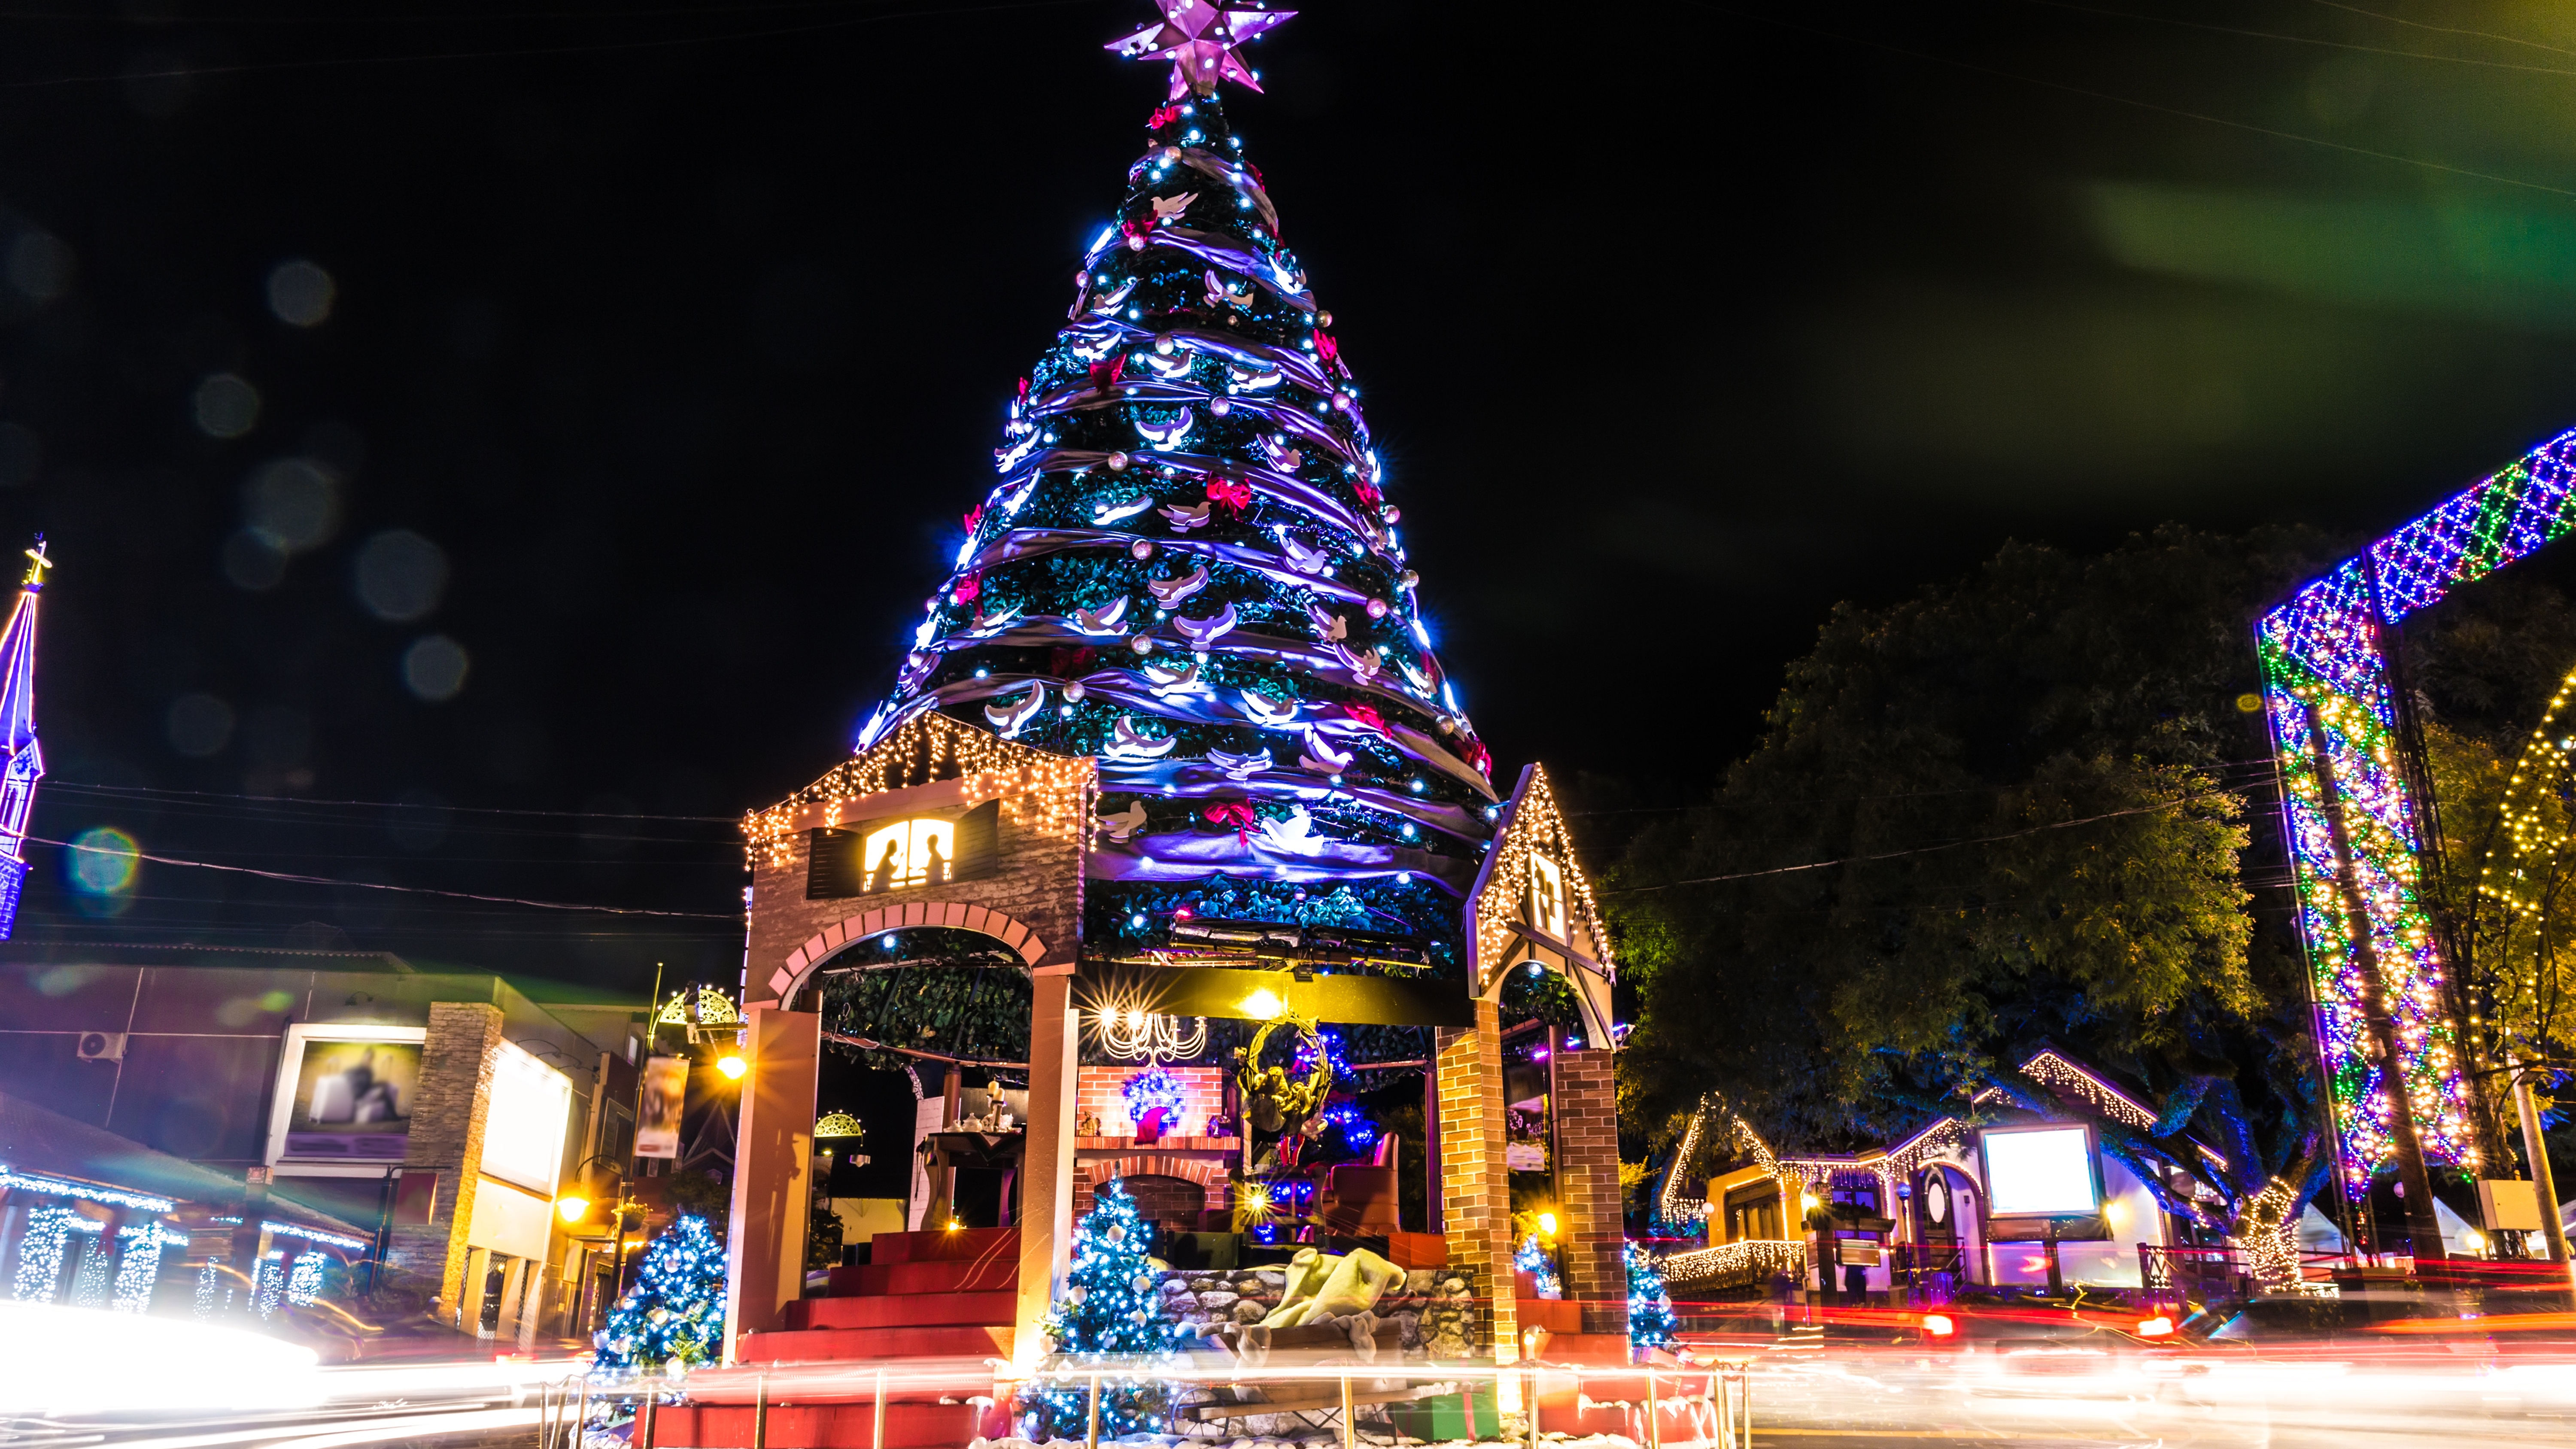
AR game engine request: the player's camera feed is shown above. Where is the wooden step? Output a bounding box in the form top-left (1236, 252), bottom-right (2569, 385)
top-left (742, 1324), bottom-right (1016, 1363)
top-left (653, 1400), bottom-right (988, 1449)
top-left (828, 1256), bottom-right (1017, 1297)
top-left (785, 1290), bottom-right (1018, 1331)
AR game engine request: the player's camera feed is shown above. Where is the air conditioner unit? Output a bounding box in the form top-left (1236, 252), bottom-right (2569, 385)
top-left (76, 1031), bottom-right (127, 1063)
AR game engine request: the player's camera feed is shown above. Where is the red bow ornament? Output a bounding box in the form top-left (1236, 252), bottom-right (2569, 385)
top-left (1341, 702), bottom-right (1387, 735)
top-left (1088, 355), bottom-right (1127, 394)
top-left (1206, 477), bottom-right (1253, 513)
top-left (951, 573), bottom-right (982, 606)
top-left (1204, 801), bottom-right (1258, 841)
top-left (1148, 103), bottom-right (1185, 131)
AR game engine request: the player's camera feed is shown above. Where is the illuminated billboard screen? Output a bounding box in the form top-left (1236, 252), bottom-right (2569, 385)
top-left (479, 1040), bottom-right (574, 1196)
top-left (278, 1033), bottom-right (423, 1160)
top-left (1981, 1124), bottom-right (2101, 1217)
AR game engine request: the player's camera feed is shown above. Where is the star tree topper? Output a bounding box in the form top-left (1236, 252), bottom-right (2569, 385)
top-left (1108, 0), bottom-right (1294, 98)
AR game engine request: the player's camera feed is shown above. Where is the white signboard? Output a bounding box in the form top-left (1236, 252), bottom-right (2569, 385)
top-left (478, 1040), bottom-right (573, 1197)
top-left (1982, 1125), bottom-right (2100, 1217)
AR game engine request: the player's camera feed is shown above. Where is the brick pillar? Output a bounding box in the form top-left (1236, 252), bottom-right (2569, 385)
top-left (723, 1004), bottom-right (820, 1361)
top-left (392, 1001), bottom-right (507, 1326)
top-left (1549, 1027), bottom-right (1628, 1338)
top-left (1014, 972), bottom-right (1079, 1371)
top-left (1436, 995), bottom-right (1516, 1361)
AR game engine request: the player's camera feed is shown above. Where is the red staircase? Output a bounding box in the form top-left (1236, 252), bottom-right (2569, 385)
top-left (662, 1228), bottom-right (1022, 1449)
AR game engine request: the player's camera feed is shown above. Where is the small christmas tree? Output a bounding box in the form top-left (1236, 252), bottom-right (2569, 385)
top-left (1027, 1180), bottom-right (1176, 1438)
top-left (1625, 1239), bottom-right (1677, 1352)
top-left (594, 1215), bottom-right (729, 1378)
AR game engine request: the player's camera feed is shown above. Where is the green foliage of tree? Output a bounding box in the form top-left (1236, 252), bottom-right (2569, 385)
top-left (1613, 527), bottom-right (2339, 1182)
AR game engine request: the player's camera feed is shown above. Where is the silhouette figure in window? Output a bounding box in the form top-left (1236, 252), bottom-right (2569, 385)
top-left (869, 838), bottom-right (899, 893)
top-left (922, 835), bottom-right (948, 887)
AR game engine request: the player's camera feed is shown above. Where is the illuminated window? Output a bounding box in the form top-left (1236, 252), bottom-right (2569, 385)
top-left (860, 817), bottom-right (957, 891)
top-left (1527, 854), bottom-right (1566, 939)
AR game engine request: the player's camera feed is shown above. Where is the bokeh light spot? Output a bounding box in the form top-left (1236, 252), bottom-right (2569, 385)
top-left (353, 529), bottom-right (448, 621)
top-left (193, 373), bottom-right (260, 438)
top-left (221, 529), bottom-right (286, 590)
top-left (243, 457), bottom-right (338, 552)
top-left (403, 635), bottom-right (469, 702)
top-left (165, 693), bottom-right (235, 756)
top-left (66, 826), bottom-right (140, 897)
top-left (267, 259), bottom-right (335, 327)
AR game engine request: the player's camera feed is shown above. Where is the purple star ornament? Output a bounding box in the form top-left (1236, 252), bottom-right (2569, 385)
top-left (1106, 0), bottom-right (1295, 99)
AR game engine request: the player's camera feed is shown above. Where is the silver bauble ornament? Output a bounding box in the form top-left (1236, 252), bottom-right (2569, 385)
top-left (1365, 598), bottom-right (1389, 620)
top-left (1106, 451), bottom-right (1130, 471)
top-left (1065, 682), bottom-right (1088, 702)
top-left (1129, 539), bottom-right (1156, 560)
top-left (1131, 635), bottom-right (1156, 654)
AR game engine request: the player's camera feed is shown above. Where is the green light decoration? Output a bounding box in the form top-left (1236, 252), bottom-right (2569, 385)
top-left (2257, 430), bottom-right (2576, 1183)
top-left (814, 1110), bottom-right (864, 1139)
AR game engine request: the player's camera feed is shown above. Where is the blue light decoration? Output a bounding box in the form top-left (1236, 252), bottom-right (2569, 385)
top-left (1120, 1066), bottom-right (1184, 1130)
top-left (1321, 1100), bottom-right (1377, 1152)
top-left (1028, 1179), bottom-right (1179, 1440)
top-left (0, 538), bottom-right (46, 940)
top-left (1625, 1241), bottom-right (1676, 1352)
top-left (0, 1166), bottom-right (174, 1215)
top-left (194, 1260), bottom-right (220, 1320)
top-left (12, 1205), bottom-right (69, 1300)
top-left (286, 1252), bottom-right (325, 1307)
top-left (254, 1251), bottom-right (285, 1319)
top-left (111, 1224), bottom-right (166, 1314)
top-left (819, 0), bottom-right (1498, 971)
top-left (67, 1224), bottom-right (109, 1309)
top-left (592, 1215), bottom-right (728, 1380)
top-left (2253, 433), bottom-right (2576, 1183)
top-left (1515, 1232), bottom-right (1561, 1300)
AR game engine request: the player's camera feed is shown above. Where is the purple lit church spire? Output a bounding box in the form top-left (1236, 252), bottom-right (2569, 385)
top-left (0, 536), bottom-right (49, 939)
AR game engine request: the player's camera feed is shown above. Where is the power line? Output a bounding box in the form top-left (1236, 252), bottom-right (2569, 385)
top-left (1607, 790), bottom-right (2245, 893)
top-left (48, 779), bottom-right (740, 823)
top-left (28, 832), bottom-right (737, 919)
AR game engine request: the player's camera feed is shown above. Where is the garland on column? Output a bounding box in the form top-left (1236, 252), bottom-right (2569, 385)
top-left (1625, 1241), bottom-right (1676, 1351)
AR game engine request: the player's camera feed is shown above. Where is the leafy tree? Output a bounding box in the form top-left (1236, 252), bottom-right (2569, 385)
top-left (1613, 527), bottom-right (2343, 1221)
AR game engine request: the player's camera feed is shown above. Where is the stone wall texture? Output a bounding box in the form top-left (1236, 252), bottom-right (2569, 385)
top-left (390, 1001), bottom-right (504, 1325)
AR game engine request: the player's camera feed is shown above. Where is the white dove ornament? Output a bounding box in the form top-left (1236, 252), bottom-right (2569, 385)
top-left (1140, 349), bottom-right (1195, 380)
top-left (1160, 501), bottom-right (1212, 532)
top-left (1075, 596), bottom-right (1132, 635)
top-left (1151, 192), bottom-right (1197, 225)
top-left (1107, 715), bottom-right (1178, 760)
top-left (1306, 603), bottom-right (1349, 642)
top-left (1097, 800), bottom-right (1149, 844)
top-left (1173, 601), bottom-right (1238, 646)
top-left (1240, 688), bottom-right (1300, 726)
top-left (968, 604), bottom-right (1022, 636)
top-left (1277, 531), bottom-right (1330, 575)
top-left (1087, 277), bottom-right (1136, 315)
top-left (1258, 434), bottom-right (1303, 472)
top-left (1094, 495), bottom-right (1155, 524)
top-left (1259, 806), bottom-right (1327, 857)
top-left (1136, 407), bottom-right (1195, 452)
top-left (1298, 727), bottom-right (1355, 775)
top-left (1146, 562), bottom-right (1211, 605)
top-left (1206, 748), bottom-right (1273, 782)
top-left (1145, 659), bottom-right (1207, 696)
top-left (982, 683), bottom-right (1046, 738)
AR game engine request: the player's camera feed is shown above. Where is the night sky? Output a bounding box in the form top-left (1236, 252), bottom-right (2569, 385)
top-left (6, 0), bottom-right (2576, 991)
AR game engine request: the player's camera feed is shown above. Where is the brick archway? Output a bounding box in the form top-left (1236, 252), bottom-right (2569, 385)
top-left (764, 901), bottom-right (1053, 1004)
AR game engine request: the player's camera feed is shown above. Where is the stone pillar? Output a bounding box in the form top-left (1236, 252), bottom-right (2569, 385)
top-left (1013, 972), bottom-right (1080, 1371)
top-left (723, 1004), bottom-right (820, 1361)
top-left (1549, 1027), bottom-right (1628, 1337)
top-left (1436, 996), bottom-right (1516, 1362)
top-left (392, 1001), bottom-right (507, 1326)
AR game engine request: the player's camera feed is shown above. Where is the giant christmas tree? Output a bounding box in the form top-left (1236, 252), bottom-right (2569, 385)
top-left (858, 0), bottom-right (1497, 969)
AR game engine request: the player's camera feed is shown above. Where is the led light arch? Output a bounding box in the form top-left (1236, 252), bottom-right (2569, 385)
top-left (2258, 426), bottom-right (2576, 1185)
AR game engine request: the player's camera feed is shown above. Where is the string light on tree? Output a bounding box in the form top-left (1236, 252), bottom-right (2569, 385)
top-left (592, 1215), bottom-right (729, 1382)
top-left (1028, 1180), bottom-right (1179, 1439)
top-left (1625, 1241), bottom-right (1677, 1352)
